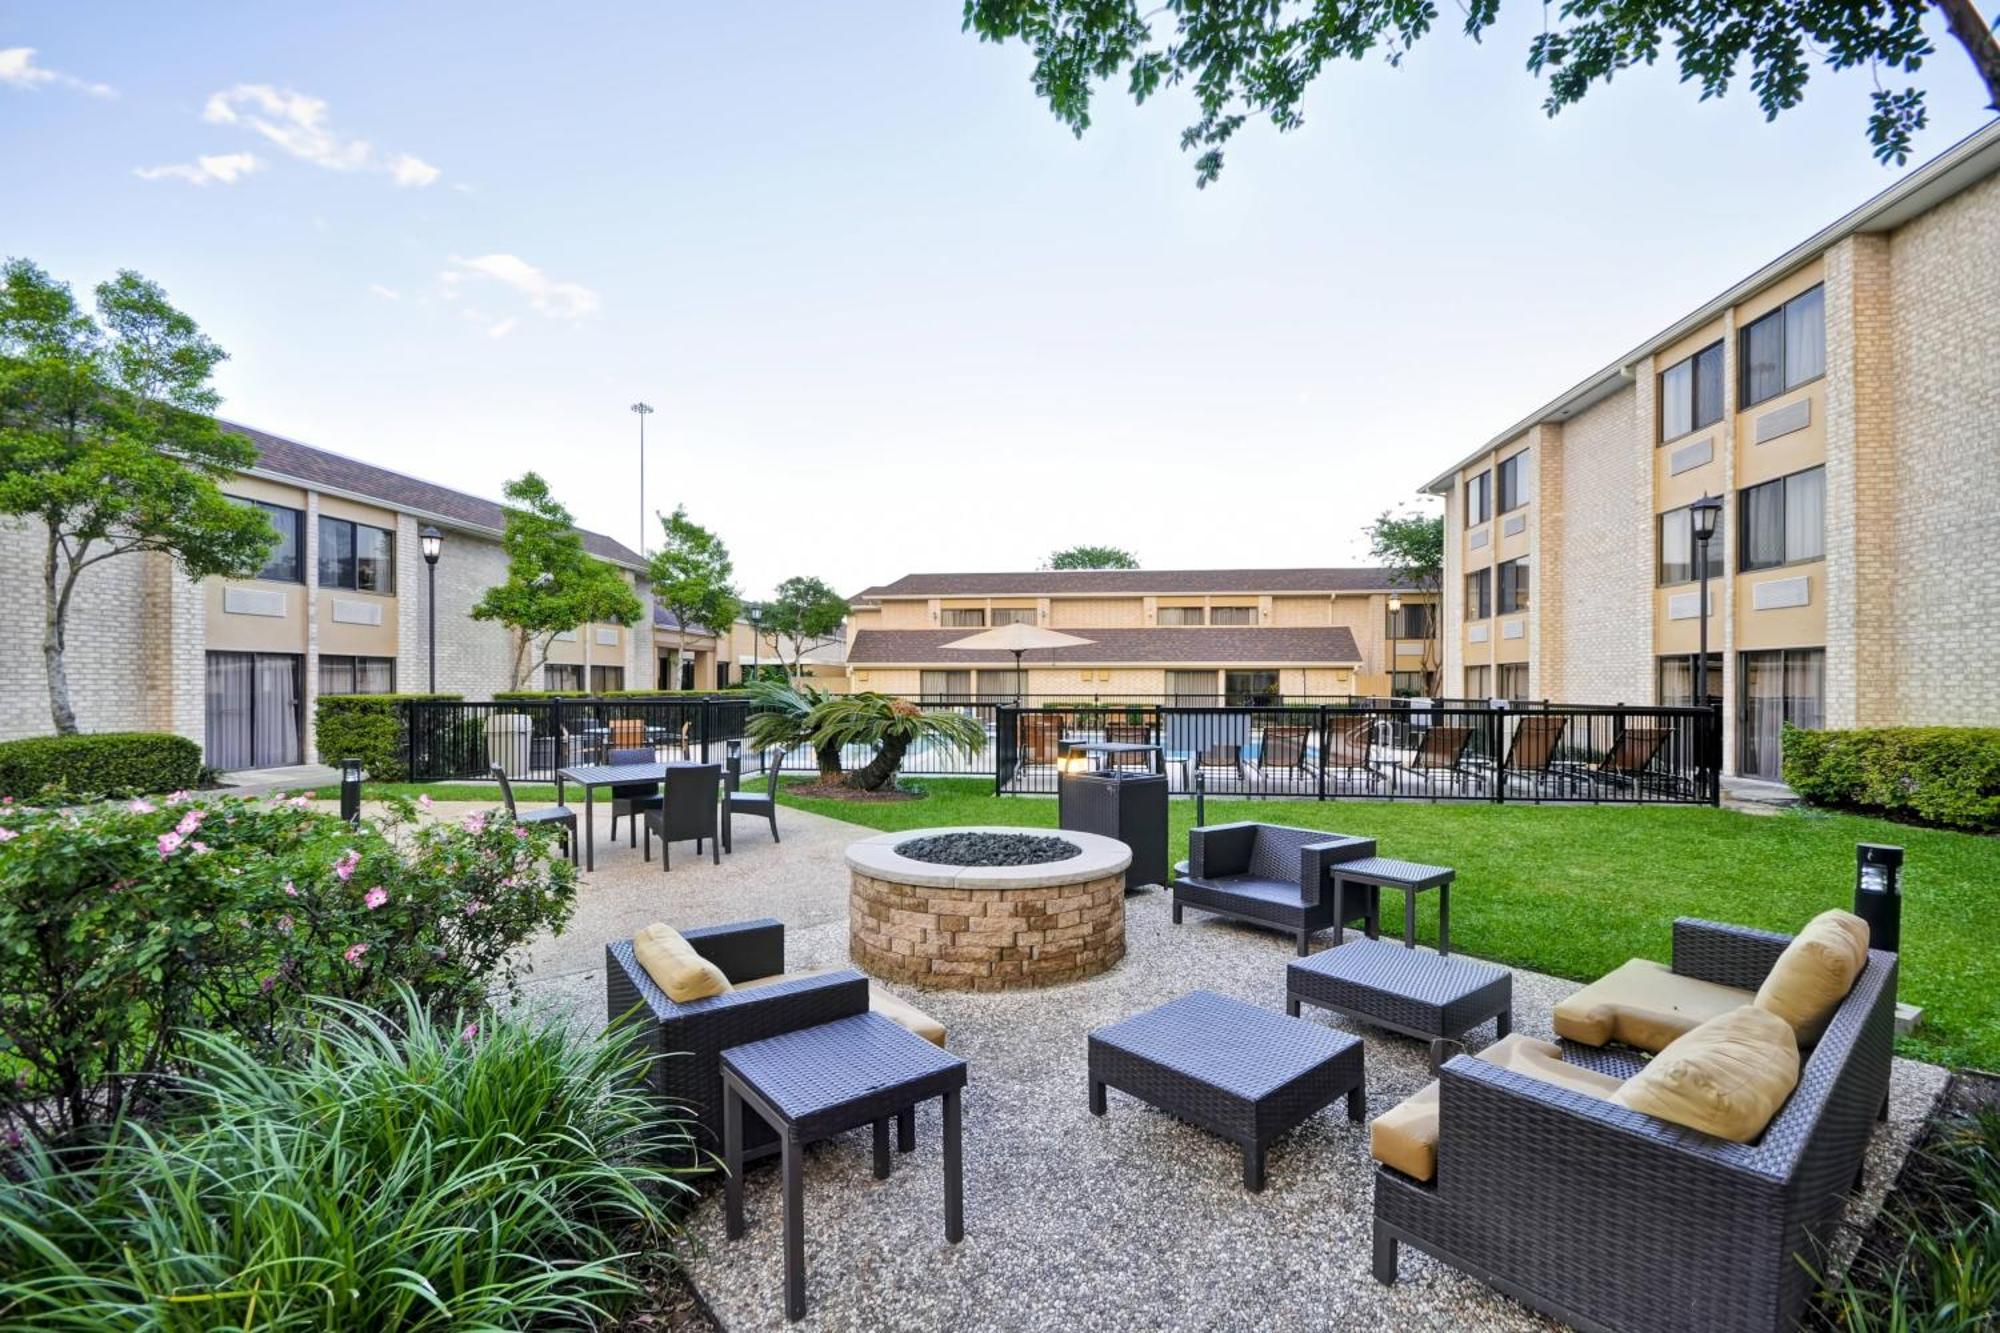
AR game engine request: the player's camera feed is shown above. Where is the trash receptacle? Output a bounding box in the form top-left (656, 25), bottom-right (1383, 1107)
top-left (1059, 768), bottom-right (1168, 892)
top-left (484, 713), bottom-right (533, 779)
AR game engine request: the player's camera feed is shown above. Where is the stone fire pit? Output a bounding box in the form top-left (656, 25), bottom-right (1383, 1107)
top-left (846, 825), bottom-right (1131, 991)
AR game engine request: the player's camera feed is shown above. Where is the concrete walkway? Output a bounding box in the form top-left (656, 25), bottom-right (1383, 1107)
top-left (472, 800), bottom-right (1939, 1331)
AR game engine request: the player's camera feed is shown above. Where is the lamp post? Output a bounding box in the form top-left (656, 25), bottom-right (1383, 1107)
top-left (747, 604), bottom-right (763, 685)
top-left (419, 526), bottom-right (443, 693)
top-left (1689, 493), bottom-right (1722, 708)
top-left (1386, 594), bottom-right (1402, 702)
top-left (629, 402), bottom-right (654, 555)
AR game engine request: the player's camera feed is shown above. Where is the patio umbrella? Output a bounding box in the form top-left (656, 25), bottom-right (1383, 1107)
top-left (939, 622), bottom-right (1094, 706)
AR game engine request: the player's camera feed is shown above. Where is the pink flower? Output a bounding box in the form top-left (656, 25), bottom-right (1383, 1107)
top-left (128, 799), bottom-right (157, 814)
top-left (175, 809), bottom-right (205, 837)
top-left (462, 899), bottom-right (486, 917)
top-left (156, 831), bottom-right (184, 858)
top-left (342, 942), bottom-right (369, 967)
top-left (462, 813), bottom-right (487, 835)
top-left (283, 880), bottom-right (299, 897)
top-left (333, 848), bottom-right (361, 881)
top-left (277, 914), bottom-right (295, 934)
top-left (418, 793), bottom-right (433, 811)
top-left (165, 790), bottom-right (191, 806)
top-left (189, 840), bottom-right (209, 854)
top-left (364, 886), bottom-right (388, 911)
top-left (0, 827), bottom-right (16, 843)
top-left (513, 825), bottom-right (528, 840)
top-left (461, 1022), bottom-right (479, 1041)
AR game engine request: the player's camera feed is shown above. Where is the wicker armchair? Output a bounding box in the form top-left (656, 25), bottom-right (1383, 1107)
top-left (605, 918), bottom-right (869, 1163)
top-left (1374, 917), bottom-right (1898, 1333)
top-left (1171, 822), bottom-right (1381, 956)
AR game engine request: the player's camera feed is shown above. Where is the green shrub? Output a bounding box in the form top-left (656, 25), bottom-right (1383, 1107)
top-left (0, 732), bottom-right (202, 800)
top-left (0, 792), bottom-right (576, 1145)
top-left (1785, 724), bottom-right (2000, 832)
top-left (0, 990), bottom-right (696, 1330)
top-left (313, 693), bottom-right (459, 781)
top-left (490, 689), bottom-right (745, 700)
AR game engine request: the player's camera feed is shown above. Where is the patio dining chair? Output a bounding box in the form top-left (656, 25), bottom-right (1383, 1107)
top-left (607, 717), bottom-right (647, 752)
top-left (488, 764), bottom-right (577, 864)
top-left (1104, 720), bottom-right (1155, 770)
top-left (1404, 725), bottom-right (1475, 791)
top-left (605, 746), bottom-right (661, 847)
top-left (643, 763), bottom-right (723, 871)
top-left (722, 748), bottom-right (781, 850)
top-left (1019, 712), bottom-right (1063, 765)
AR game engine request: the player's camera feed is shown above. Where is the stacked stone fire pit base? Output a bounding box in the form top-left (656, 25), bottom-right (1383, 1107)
top-left (846, 826), bottom-right (1132, 991)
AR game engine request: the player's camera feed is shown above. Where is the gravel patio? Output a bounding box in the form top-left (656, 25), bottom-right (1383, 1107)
top-left (478, 799), bottom-right (1946, 1332)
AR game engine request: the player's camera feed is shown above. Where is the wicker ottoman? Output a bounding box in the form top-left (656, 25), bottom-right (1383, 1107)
top-left (1088, 990), bottom-right (1365, 1191)
top-left (1286, 937), bottom-right (1511, 1052)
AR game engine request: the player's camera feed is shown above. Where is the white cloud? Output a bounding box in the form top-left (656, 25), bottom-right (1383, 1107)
top-left (202, 83), bottom-right (439, 186)
top-left (368, 283), bottom-right (401, 301)
top-left (486, 317), bottom-right (518, 339)
top-left (445, 254), bottom-right (600, 319)
top-left (133, 152), bottom-right (264, 186)
top-left (0, 47), bottom-right (115, 97)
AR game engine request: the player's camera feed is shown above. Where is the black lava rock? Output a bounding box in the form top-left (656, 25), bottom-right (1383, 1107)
top-left (894, 832), bottom-right (1082, 867)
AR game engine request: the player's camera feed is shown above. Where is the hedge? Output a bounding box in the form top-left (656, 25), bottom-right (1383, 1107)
top-left (314, 694), bottom-right (461, 782)
top-left (1783, 723), bottom-right (2000, 833)
top-left (0, 732), bottom-right (204, 800)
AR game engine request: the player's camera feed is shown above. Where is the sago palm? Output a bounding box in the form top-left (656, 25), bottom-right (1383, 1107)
top-left (805, 693), bottom-right (987, 792)
top-left (740, 677), bottom-right (845, 782)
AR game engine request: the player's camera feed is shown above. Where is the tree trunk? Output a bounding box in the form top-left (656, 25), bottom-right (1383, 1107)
top-left (43, 528), bottom-right (78, 735)
top-left (843, 733), bottom-right (910, 791)
top-left (1938, 0), bottom-right (2000, 111)
top-left (814, 739), bottom-right (844, 781)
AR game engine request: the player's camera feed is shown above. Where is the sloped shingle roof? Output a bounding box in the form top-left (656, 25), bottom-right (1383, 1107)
top-left (846, 627), bottom-right (1361, 666)
top-left (853, 568), bottom-right (1405, 599)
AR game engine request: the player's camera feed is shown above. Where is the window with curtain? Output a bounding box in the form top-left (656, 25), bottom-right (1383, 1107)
top-left (204, 652), bottom-right (300, 770)
top-left (1496, 451), bottom-right (1528, 512)
top-left (234, 499), bottom-right (302, 582)
top-left (1658, 342), bottom-right (1725, 441)
top-left (1465, 569), bottom-right (1491, 619)
top-left (1390, 671), bottom-right (1428, 696)
top-left (1739, 648), bottom-right (1824, 778)
top-left (1156, 606), bottom-right (1204, 626)
top-left (317, 517), bottom-right (395, 592)
top-left (990, 607), bottom-right (1036, 626)
top-left (1740, 285), bottom-right (1825, 407)
top-left (1657, 504), bottom-right (1725, 585)
top-left (545, 664), bottom-right (584, 691)
top-left (1386, 603), bottom-right (1435, 638)
top-left (1223, 671), bottom-right (1279, 707)
top-left (1166, 669), bottom-right (1216, 703)
top-left (1208, 606), bottom-right (1257, 626)
top-left (590, 665), bottom-right (624, 693)
top-left (1657, 653), bottom-right (1721, 706)
top-left (1497, 558), bottom-right (1530, 614)
top-left (920, 669), bottom-right (972, 698)
top-left (976, 669), bottom-right (1024, 701)
top-left (1739, 466), bottom-right (1825, 571)
top-left (1497, 663), bottom-right (1528, 701)
top-left (317, 654), bottom-right (396, 695)
top-left (1464, 665), bottom-right (1490, 699)
top-left (1465, 471), bottom-right (1490, 527)
top-left (938, 608), bottom-right (985, 628)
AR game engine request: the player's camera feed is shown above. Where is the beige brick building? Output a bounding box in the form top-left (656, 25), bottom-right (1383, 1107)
top-left (1422, 123), bottom-right (2000, 778)
top-left (844, 568), bottom-right (1437, 701)
top-left (0, 423), bottom-right (652, 770)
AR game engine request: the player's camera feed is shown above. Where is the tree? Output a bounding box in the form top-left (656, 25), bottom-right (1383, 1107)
top-left (805, 693), bottom-right (988, 792)
top-left (962, 1), bottom-right (2000, 186)
top-left (741, 676), bottom-right (846, 782)
top-left (1366, 507), bottom-right (1444, 697)
top-left (471, 473), bottom-right (642, 691)
top-left (761, 576), bottom-right (850, 676)
top-left (648, 506), bottom-right (740, 691)
top-left (1048, 544), bottom-right (1139, 570)
top-left (0, 259), bottom-right (277, 735)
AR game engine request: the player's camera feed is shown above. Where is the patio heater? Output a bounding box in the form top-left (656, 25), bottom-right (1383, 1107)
top-left (339, 756), bottom-right (364, 826)
top-left (420, 526), bottom-right (443, 693)
top-left (1853, 843), bottom-right (1903, 953)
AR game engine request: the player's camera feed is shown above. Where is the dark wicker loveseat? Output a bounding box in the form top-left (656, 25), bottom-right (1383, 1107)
top-left (606, 918), bottom-right (869, 1163)
top-left (1373, 917), bottom-right (1898, 1333)
top-left (1172, 822), bottom-right (1381, 956)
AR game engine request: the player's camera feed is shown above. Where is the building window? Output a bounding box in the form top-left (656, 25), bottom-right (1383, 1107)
top-left (1465, 471), bottom-right (1491, 527)
top-left (1658, 342), bottom-right (1725, 442)
top-left (233, 498), bottom-right (303, 582)
top-left (1497, 663), bottom-right (1529, 702)
top-left (1739, 466), bottom-right (1826, 571)
top-left (991, 607), bottom-right (1036, 627)
top-left (1657, 504), bottom-right (1727, 586)
top-left (1740, 285), bottom-right (1825, 408)
top-left (1209, 605), bottom-right (1257, 626)
top-left (920, 669), bottom-right (972, 698)
top-left (1465, 569), bottom-right (1491, 620)
top-left (1497, 558), bottom-right (1530, 615)
top-left (545, 664), bottom-right (584, 692)
top-left (1739, 648), bottom-right (1824, 779)
top-left (317, 516), bottom-right (395, 593)
top-left (317, 654), bottom-right (395, 695)
top-left (1156, 606), bottom-right (1205, 626)
top-left (1657, 653), bottom-right (1721, 706)
top-left (1385, 603), bottom-right (1435, 639)
top-left (976, 669), bottom-right (1025, 701)
top-left (1166, 669), bottom-right (1217, 704)
top-left (590, 665), bottom-right (624, 693)
top-left (938, 608), bottom-right (985, 628)
top-left (1496, 452), bottom-right (1528, 513)
top-left (1464, 665), bottom-right (1490, 699)
top-left (1223, 670), bottom-right (1280, 707)
top-left (1390, 670), bottom-right (1427, 697)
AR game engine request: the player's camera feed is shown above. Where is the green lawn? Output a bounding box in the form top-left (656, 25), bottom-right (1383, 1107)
top-left (768, 777), bottom-right (2000, 1072)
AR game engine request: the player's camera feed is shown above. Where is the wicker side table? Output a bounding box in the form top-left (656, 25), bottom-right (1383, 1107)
top-left (1088, 990), bottom-right (1365, 1191)
top-left (1286, 936), bottom-right (1511, 1055)
top-left (722, 1013), bottom-right (968, 1322)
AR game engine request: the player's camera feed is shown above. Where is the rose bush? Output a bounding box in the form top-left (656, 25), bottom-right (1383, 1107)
top-left (0, 791), bottom-right (576, 1146)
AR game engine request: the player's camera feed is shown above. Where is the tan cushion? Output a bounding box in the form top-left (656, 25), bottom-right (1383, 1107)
top-left (1552, 958), bottom-right (1753, 1052)
top-left (1612, 1005), bottom-right (1800, 1143)
top-left (632, 923), bottom-right (731, 1003)
top-left (1754, 910), bottom-right (1870, 1046)
top-left (736, 968), bottom-right (948, 1047)
top-left (1369, 1033), bottom-right (1622, 1182)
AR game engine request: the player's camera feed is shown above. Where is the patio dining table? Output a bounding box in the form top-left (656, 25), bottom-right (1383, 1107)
top-left (557, 760), bottom-right (717, 871)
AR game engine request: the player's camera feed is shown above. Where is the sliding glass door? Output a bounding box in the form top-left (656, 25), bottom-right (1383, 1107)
top-left (205, 652), bottom-right (302, 771)
top-left (1737, 648), bottom-right (1823, 780)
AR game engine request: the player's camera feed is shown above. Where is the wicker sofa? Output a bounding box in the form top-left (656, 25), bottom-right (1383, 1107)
top-left (1372, 917), bottom-right (1898, 1333)
top-left (1172, 822), bottom-right (1380, 956)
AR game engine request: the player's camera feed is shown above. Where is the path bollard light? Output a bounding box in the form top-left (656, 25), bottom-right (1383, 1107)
top-left (1194, 767), bottom-right (1207, 827)
top-left (1854, 843), bottom-right (1903, 954)
top-left (726, 738), bottom-right (743, 790)
top-left (339, 757), bottom-right (363, 825)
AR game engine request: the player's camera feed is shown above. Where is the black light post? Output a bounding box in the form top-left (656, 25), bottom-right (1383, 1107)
top-left (419, 526), bottom-right (443, 692)
top-left (747, 604), bottom-right (763, 685)
top-left (630, 402), bottom-right (654, 556)
top-left (1689, 493), bottom-right (1722, 708)
top-left (1854, 843), bottom-right (1904, 953)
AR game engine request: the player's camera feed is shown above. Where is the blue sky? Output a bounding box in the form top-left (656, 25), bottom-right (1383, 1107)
top-left (4, 4), bottom-right (1994, 597)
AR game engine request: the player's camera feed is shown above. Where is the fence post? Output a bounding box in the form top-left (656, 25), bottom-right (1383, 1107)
top-left (699, 696), bottom-right (711, 763)
top-left (1316, 706), bottom-right (1328, 802)
top-left (1709, 700), bottom-right (1723, 806)
top-left (402, 702), bottom-right (417, 781)
top-left (551, 696), bottom-right (565, 778)
top-left (1489, 708), bottom-right (1506, 804)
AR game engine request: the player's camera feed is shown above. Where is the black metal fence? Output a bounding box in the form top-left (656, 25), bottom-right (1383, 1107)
top-left (402, 694), bottom-right (1720, 806)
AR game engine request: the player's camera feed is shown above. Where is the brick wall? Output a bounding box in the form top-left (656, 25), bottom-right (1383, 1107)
top-left (1549, 385), bottom-right (1654, 705)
